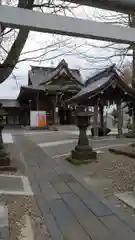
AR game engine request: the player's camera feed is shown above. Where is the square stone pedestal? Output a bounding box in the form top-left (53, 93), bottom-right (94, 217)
top-left (0, 145), bottom-right (10, 166)
top-left (66, 146), bottom-right (97, 165)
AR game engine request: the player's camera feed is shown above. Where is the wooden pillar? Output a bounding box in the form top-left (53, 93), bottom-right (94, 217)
top-left (93, 100), bottom-right (98, 137)
top-left (99, 105), bottom-right (104, 135)
top-left (53, 101), bottom-right (57, 125)
top-left (36, 92), bottom-right (39, 111)
top-left (53, 94), bottom-right (58, 125)
top-left (116, 100), bottom-right (123, 137)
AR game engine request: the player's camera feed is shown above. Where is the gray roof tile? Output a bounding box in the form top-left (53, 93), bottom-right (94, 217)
top-left (29, 59), bottom-right (84, 87)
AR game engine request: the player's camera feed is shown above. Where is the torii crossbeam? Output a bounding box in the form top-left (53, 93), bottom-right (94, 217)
top-left (0, 5), bottom-right (135, 44)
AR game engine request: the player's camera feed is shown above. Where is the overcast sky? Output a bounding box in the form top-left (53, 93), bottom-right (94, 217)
top-left (0, 3), bottom-right (129, 99)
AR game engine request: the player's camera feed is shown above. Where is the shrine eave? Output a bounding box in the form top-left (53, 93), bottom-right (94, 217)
top-left (68, 70), bottom-right (135, 105)
top-left (18, 84), bottom-right (80, 101)
top-left (17, 86), bottom-right (45, 101)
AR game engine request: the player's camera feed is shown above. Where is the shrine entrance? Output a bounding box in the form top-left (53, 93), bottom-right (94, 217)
top-left (18, 60), bottom-right (83, 127)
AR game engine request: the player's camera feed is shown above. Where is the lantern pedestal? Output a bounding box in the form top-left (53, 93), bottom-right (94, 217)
top-left (67, 107), bottom-right (97, 165)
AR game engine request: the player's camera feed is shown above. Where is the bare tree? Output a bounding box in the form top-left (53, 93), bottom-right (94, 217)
top-left (1, 2), bottom-right (134, 82)
top-left (67, 8), bottom-right (132, 72)
top-left (122, 63), bottom-right (132, 86)
top-left (0, 0), bottom-right (79, 83)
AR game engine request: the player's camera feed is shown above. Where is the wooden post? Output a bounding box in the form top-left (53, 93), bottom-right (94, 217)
top-left (99, 104), bottom-right (105, 135)
top-left (36, 92), bottom-right (39, 111)
top-left (53, 94), bottom-right (58, 125)
top-left (116, 99), bottom-right (123, 137)
top-left (93, 100), bottom-right (98, 137)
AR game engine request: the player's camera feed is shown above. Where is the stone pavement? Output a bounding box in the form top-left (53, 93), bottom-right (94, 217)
top-left (0, 202), bottom-right (8, 240)
top-left (12, 132), bottom-right (135, 240)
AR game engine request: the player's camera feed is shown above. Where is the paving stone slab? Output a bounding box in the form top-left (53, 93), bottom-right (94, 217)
top-left (35, 196), bottom-right (64, 240)
top-left (28, 177), bottom-right (64, 240)
top-left (49, 198), bottom-right (89, 240)
top-left (50, 175), bottom-right (71, 194)
top-left (100, 215), bottom-right (135, 240)
top-left (35, 169), bottom-right (60, 185)
top-left (0, 227), bottom-right (9, 239)
top-left (102, 198), bottom-right (135, 232)
top-left (69, 182), bottom-right (112, 217)
top-left (0, 204), bottom-right (8, 228)
top-left (14, 134), bottom-right (135, 239)
top-left (0, 203), bottom-right (8, 240)
top-left (0, 175), bottom-right (23, 192)
top-left (59, 173), bottom-right (76, 183)
top-left (52, 182), bottom-right (71, 194)
top-left (44, 213), bottom-right (65, 240)
top-left (40, 182), bottom-right (61, 200)
top-left (62, 193), bottom-right (116, 240)
top-left (73, 174), bottom-right (135, 232)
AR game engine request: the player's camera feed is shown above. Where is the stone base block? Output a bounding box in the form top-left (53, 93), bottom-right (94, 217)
top-left (0, 157), bottom-right (10, 166)
top-left (72, 149), bottom-right (97, 160)
top-left (133, 186), bottom-right (135, 197)
top-left (0, 144), bottom-right (4, 149)
top-left (66, 148), bottom-right (97, 165)
top-left (0, 166), bottom-right (16, 171)
top-left (0, 151), bottom-right (8, 158)
top-left (66, 156), bottom-right (93, 165)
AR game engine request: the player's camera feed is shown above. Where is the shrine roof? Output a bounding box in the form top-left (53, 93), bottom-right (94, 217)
top-left (85, 65), bottom-right (115, 86)
top-left (18, 83), bottom-right (80, 100)
top-left (28, 59), bottom-right (84, 87)
top-left (17, 85), bottom-right (45, 100)
top-left (68, 65), bottom-right (135, 104)
top-left (0, 99), bottom-right (20, 108)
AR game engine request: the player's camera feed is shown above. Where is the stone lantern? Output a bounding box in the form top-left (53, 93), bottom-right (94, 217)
top-left (67, 106), bottom-right (97, 165)
top-left (0, 103), bottom-right (10, 166)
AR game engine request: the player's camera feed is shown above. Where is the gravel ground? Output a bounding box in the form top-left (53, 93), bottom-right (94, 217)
top-left (97, 149), bottom-right (135, 193)
top-left (72, 147), bottom-right (135, 221)
top-left (79, 148), bottom-right (135, 194)
top-left (0, 143), bottom-right (50, 240)
top-left (6, 195), bottom-right (50, 240)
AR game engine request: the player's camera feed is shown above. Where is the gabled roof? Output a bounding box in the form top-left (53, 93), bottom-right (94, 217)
top-left (85, 65), bottom-right (115, 86)
top-left (28, 59), bottom-right (84, 87)
top-left (68, 66), bottom-right (135, 104)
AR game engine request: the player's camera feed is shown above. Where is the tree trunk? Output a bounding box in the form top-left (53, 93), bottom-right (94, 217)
top-left (0, 0), bottom-right (34, 83)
